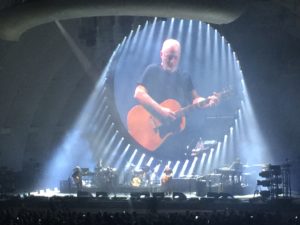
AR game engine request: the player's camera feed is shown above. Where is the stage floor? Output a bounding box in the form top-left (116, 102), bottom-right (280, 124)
top-left (28, 188), bottom-right (256, 201)
top-left (0, 188), bottom-right (298, 214)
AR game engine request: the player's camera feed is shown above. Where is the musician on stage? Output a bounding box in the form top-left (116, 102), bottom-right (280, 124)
top-left (160, 165), bottom-right (173, 195)
top-left (72, 166), bottom-right (83, 191)
top-left (132, 39), bottom-right (219, 153)
top-left (142, 165), bottom-right (152, 186)
top-left (229, 158), bottom-right (243, 184)
top-left (134, 39), bottom-right (219, 123)
top-left (95, 159), bottom-right (103, 173)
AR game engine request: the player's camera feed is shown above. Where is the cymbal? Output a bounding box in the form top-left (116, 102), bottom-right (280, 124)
top-left (251, 163), bottom-right (267, 167)
top-left (218, 167), bottom-right (231, 170)
top-left (206, 173), bottom-right (221, 176)
top-left (243, 164), bottom-right (251, 168)
top-left (242, 172), bottom-right (252, 176)
top-left (134, 169), bottom-right (144, 174)
top-left (242, 164), bottom-right (266, 168)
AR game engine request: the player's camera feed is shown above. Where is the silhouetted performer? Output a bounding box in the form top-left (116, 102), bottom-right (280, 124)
top-left (72, 166), bottom-right (83, 191)
top-left (161, 165), bottom-right (173, 195)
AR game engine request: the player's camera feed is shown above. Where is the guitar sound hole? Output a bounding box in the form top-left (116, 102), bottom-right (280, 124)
top-left (149, 116), bottom-right (159, 133)
top-left (158, 118), bottom-right (181, 138)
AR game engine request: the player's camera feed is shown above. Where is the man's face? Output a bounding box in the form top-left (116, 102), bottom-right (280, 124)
top-left (161, 45), bottom-right (181, 72)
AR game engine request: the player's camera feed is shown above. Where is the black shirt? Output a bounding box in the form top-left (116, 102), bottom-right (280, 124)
top-left (139, 64), bottom-right (194, 106)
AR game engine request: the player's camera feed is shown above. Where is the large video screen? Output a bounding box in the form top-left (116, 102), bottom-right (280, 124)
top-left (113, 19), bottom-right (242, 160)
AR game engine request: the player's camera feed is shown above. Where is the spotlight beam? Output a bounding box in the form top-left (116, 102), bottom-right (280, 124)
top-left (114, 144), bottom-right (130, 169)
top-left (55, 21), bottom-right (97, 81)
top-left (106, 137), bottom-right (124, 166)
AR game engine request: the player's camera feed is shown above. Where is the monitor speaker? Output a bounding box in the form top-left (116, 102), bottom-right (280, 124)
top-left (77, 191), bottom-right (93, 197)
top-left (96, 192), bottom-right (109, 199)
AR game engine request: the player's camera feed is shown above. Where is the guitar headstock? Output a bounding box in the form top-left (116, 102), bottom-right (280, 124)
top-left (206, 88), bottom-right (233, 107)
top-left (215, 87), bottom-right (233, 99)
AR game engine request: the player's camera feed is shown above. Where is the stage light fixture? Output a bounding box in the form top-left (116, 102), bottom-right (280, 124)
top-left (257, 180), bottom-right (271, 187)
top-left (152, 192), bottom-right (165, 199)
top-left (172, 192), bottom-right (187, 201)
top-left (130, 192), bottom-right (150, 200)
top-left (260, 190), bottom-right (270, 199)
top-left (96, 192), bottom-right (109, 199)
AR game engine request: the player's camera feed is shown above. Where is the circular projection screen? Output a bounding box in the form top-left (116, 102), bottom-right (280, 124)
top-left (113, 18), bottom-right (242, 160)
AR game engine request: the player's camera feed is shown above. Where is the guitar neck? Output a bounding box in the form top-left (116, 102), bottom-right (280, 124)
top-left (175, 89), bottom-right (230, 117)
top-left (175, 99), bottom-right (209, 117)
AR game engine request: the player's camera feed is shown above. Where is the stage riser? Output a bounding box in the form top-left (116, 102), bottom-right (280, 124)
top-left (61, 179), bottom-right (208, 196)
top-left (60, 179), bottom-right (253, 196)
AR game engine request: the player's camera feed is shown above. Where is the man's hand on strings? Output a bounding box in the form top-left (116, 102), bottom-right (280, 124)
top-left (206, 92), bottom-right (220, 107)
top-left (159, 106), bottom-right (177, 120)
top-left (193, 93), bottom-right (219, 108)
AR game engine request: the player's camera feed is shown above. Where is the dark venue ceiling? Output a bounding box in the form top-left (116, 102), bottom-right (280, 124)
top-left (0, 0), bottom-right (299, 182)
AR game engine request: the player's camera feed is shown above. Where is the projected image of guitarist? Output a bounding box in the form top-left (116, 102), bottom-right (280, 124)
top-left (127, 39), bottom-right (219, 152)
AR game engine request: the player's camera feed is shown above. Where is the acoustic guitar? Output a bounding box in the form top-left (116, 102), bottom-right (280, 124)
top-left (161, 168), bottom-right (173, 185)
top-left (127, 90), bottom-right (230, 151)
top-left (161, 173), bottom-right (172, 185)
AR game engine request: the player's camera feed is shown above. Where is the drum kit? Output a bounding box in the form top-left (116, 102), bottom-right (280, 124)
top-left (130, 169), bottom-right (145, 187)
top-left (129, 166), bottom-right (155, 187)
